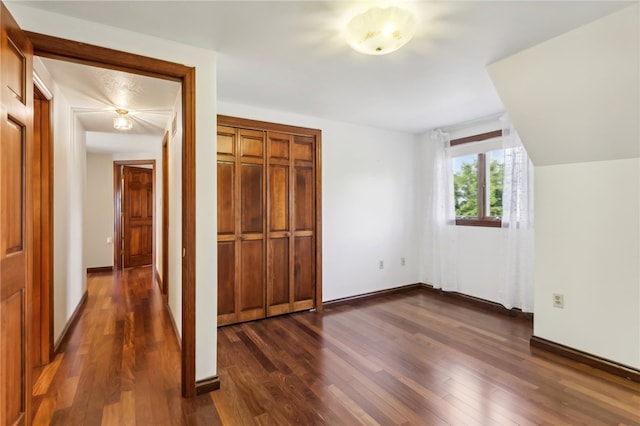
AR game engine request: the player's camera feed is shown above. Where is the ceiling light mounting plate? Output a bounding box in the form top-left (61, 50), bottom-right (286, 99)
top-left (113, 108), bottom-right (133, 130)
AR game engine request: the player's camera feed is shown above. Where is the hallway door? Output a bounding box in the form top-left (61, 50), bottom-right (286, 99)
top-left (0, 2), bottom-right (34, 425)
top-left (122, 165), bottom-right (154, 268)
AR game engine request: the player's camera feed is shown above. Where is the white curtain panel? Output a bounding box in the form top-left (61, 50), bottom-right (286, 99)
top-left (500, 121), bottom-right (535, 312)
top-left (429, 130), bottom-right (458, 291)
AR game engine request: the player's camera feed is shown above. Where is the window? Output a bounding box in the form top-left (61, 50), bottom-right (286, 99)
top-left (451, 130), bottom-right (504, 227)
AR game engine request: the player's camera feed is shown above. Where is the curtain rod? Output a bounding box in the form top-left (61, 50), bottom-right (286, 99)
top-left (438, 111), bottom-right (505, 134)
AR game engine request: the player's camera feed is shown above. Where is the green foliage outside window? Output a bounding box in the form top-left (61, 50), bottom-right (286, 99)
top-left (454, 159), bottom-right (479, 217)
top-left (454, 153), bottom-right (504, 218)
top-left (488, 157), bottom-right (504, 218)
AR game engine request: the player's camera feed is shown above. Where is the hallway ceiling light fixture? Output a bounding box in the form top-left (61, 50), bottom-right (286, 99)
top-left (344, 6), bottom-right (417, 55)
top-left (113, 109), bottom-right (133, 130)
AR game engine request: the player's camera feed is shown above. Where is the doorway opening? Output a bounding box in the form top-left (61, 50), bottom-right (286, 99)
top-left (28, 31), bottom-right (198, 397)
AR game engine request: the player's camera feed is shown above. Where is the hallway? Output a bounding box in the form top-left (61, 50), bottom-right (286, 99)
top-left (31, 268), bottom-right (219, 425)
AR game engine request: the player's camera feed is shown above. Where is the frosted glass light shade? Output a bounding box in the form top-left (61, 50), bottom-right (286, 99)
top-left (344, 6), bottom-right (416, 55)
top-left (113, 109), bottom-right (133, 130)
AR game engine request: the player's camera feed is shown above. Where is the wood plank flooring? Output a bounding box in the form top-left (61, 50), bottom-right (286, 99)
top-left (33, 268), bottom-right (640, 425)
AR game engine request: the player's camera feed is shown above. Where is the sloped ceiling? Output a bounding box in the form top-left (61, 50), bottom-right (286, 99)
top-left (13, 1), bottom-right (633, 134)
top-left (488, 4), bottom-right (639, 166)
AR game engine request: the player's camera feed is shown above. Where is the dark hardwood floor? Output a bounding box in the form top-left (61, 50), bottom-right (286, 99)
top-left (33, 268), bottom-right (640, 425)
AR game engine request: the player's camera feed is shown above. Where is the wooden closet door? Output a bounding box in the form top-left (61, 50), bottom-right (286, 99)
top-left (266, 132), bottom-right (316, 316)
top-left (292, 135), bottom-right (316, 311)
top-left (216, 126), bottom-right (237, 325)
top-left (217, 126), bottom-right (266, 325)
top-left (238, 128), bottom-right (266, 322)
top-left (218, 117), bottom-right (321, 326)
top-left (266, 132), bottom-right (292, 316)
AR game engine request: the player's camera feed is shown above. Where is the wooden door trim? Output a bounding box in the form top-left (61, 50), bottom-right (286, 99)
top-left (26, 32), bottom-right (198, 398)
top-left (33, 84), bottom-right (53, 366)
top-left (114, 161), bottom-right (156, 271)
top-left (218, 115), bottom-right (321, 137)
top-left (314, 134), bottom-right (323, 312)
top-left (26, 31), bottom-right (184, 82)
top-left (162, 132), bottom-right (169, 296)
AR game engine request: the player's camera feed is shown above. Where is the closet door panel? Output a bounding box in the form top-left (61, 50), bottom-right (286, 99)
top-left (217, 126), bottom-right (236, 155)
top-left (240, 129), bottom-right (264, 159)
top-left (267, 238), bottom-right (290, 316)
top-left (239, 240), bottom-right (265, 321)
top-left (268, 133), bottom-right (290, 161)
top-left (294, 166), bottom-right (314, 232)
top-left (294, 236), bottom-right (314, 310)
top-left (217, 162), bottom-right (235, 235)
top-left (269, 165), bottom-right (289, 232)
top-left (240, 164), bottom-right (263, 233)
top-left (292, 135), bottom-right (316, 311)
top-left (293, 137), bottom-right (313, 162)
top-left (217, 242), bottom-right (236, 325)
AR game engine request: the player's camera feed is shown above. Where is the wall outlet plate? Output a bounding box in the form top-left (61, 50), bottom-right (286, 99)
top-left (553, 293), bottom-right (564, 309)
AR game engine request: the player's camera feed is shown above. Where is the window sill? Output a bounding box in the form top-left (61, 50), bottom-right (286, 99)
top-left (455, 218), bottom-right (502, 228)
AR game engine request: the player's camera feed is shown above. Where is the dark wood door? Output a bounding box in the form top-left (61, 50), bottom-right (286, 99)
top-left (217, 119), bottom-right (320, 327)
top-left (216, 125), bottom-right (237, 325)
top-left (292, 135), bottom-right (316, 311)
top-left (266, 132), bottom-right (316, 316)
top-left (122, 166), bottom-right (154, 268)
top-left (266, 132), bottom-right (292, 316)
top-left (217, 126), bottom-right (266, 325)
top-left (237, 129), bottom-right (266, 322)
top-left (1, 2), bottom-right (34, 425)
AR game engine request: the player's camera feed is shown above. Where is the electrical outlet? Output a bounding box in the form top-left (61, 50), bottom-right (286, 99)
top-left (378, 260), bottom-right (384, 270)
top-left (401, 257), bottom-right (406, 266)
top-left (553, 293), bottom-right (564, 309)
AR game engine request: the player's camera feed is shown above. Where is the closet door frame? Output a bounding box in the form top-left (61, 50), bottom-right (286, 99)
top-left (217, 115), bottom-right (323, 315)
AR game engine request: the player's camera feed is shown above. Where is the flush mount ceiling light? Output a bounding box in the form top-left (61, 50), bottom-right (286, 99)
top-left (113, 109), bottom-right (133, 130)
top-left (344, 6), bottom-right (417, 55)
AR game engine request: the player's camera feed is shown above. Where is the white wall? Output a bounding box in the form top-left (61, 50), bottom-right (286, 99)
top-left (12, 5), bottom-right (218, 380)
top-left (489, 5), bottom-right (640, 368)
top-left (70, 114), bottom-right (87, 333)
top-left (454, 227), bottom-right (504, 302)
top-left (84, 133), bottom-right (163, 272)
top-left (535, 159), bottom-right (639, 368)
top-left (219, 101), bottom-right (420, 301)
top-left (167, 94), bottom-right (183, 337)
top-left (34, 59), bottom-right (87, 343)
top-left (84, 153), bottom-right (114, 268)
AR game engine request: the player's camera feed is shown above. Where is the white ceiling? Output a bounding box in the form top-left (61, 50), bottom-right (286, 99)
top-left (37, 57), bottom-right (180, 138)
top-left (23, 1), bottom-right (632, 134)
